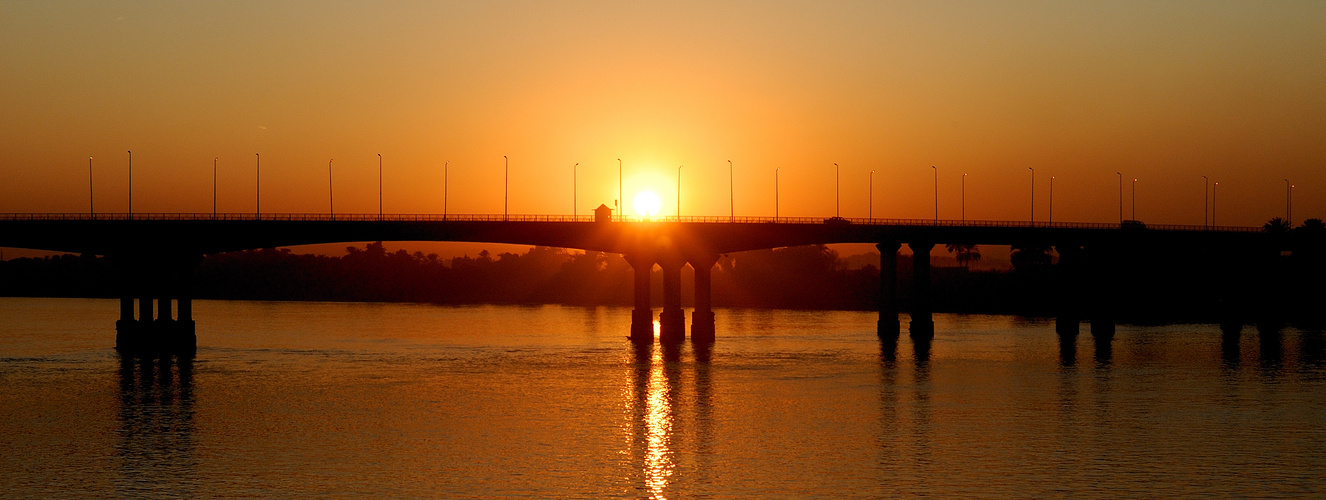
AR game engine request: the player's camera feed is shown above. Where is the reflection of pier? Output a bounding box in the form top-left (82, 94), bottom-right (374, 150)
top-left (115, 352), bottom-right (196, 497)
top-left (626, 341), bottom-right (713, 498)
top-left (0, 213), bottom-right (1293, 352)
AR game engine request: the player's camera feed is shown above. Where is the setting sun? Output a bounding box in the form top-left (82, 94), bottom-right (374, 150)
top-left (633, 191), bottom-right (661, 218)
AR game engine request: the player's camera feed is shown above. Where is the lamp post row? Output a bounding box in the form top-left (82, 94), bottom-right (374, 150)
top-left (80, 155), bottom-right (1292, 226)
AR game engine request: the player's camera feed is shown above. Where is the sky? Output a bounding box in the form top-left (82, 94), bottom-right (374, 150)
top-left (2, 1), bottom-right (1324, 233)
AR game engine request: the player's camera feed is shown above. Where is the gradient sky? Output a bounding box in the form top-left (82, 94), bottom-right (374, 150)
top-left (3, 1), bottom-right (1324, 228)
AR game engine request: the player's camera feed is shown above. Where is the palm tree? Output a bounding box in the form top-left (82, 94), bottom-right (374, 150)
top-left (1010, 244), bottom-right (1052, 272)
top-left (1264, 217), bottom-right (1291, 235)
top-left (945, 243), bottom-right (982, 269)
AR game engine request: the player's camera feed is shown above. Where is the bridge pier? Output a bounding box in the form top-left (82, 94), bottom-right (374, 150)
top-left (689, 254), bottom-right (718, 343)
top-left (658, 254), bottom-right (686, 344)
top-left (1055, 244), bottom-right (1082, 336)
top-left (1086, 244), bottom-right (1116, 339)
top-left (877, 242), bottom-right (901, 338)
top-left (114, 255), bottom-right (198, 355)
top-left (625, 253), bottom-right (655, 343)
top-left (909, 241), bottom-right (935, 340)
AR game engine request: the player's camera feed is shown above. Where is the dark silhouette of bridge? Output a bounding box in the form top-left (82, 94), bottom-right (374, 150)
top-left (0, 212), bottom-right (1274, 353)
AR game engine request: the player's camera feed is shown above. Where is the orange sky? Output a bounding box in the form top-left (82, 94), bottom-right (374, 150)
top-left (2, 1), bottom-right (1324, 228)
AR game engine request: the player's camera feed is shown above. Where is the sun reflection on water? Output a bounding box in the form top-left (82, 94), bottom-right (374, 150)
top-left (624, 342), bottom-right (675, 499)
top-left (644, 345), bottom-right (674, 498)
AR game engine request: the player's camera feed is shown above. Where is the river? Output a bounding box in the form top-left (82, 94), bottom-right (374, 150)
top-left (1, 297), bottom-right (1323, 498)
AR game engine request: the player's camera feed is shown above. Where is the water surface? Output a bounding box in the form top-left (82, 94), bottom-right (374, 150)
top-left (1, 298), bottom-right (1323, 498)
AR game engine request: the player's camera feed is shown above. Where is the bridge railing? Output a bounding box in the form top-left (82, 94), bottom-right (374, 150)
top-left (0, 212), bottom-right (1261, 232)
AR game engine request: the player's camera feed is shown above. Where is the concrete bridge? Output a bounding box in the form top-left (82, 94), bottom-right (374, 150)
top-left (0, 213), bottom-right (1272, 353)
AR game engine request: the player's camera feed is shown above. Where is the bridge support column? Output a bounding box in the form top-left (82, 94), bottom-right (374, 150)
top-left (909, 241), bottom-right (935, 340)
top-left (657, 254), bottom-right (686, 345)
top-left (689, 254), bottom-right (718, 343)
top-left (1087, 245), bottom-right (1116, 339)
top-left (115, 257), bottom-right (141, 351)
top-left (625, 253), bottom-right (655, 343)
top-left (877, 242), bottom-right (901, 338)
top-left (1055, 244), bottom-right (1082, 336)
top-left (173, 256), bottom-right (199, 354)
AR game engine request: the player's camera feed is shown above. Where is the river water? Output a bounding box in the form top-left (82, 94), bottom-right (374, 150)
top-left (1, 297), bottom-right (1323, 498)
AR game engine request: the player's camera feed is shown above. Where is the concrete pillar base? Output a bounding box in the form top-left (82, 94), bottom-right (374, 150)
top-left (909, 319), bottom-right (934, 340)
top-left (630, 309), bottom-right (654, 343)
top-left (690, 310), bottom-right (715, 343)
top-left (878, 319), bottom-right (901, 338)
top-left (659, 308), bottom-right (686, 344)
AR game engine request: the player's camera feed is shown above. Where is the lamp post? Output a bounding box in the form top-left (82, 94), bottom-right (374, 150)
top-left (677, 164), bottom-right (683, 219)
top-left (775, 167), bottom-right (780, 221)
top-left (1028, 167), bottom-right (1035, 224)
top-left (1116, 172), bottom-right (1123, 224)
top-left (728, 159), bottom-right (734, 222)
top-left (127, 151), bottom-right (132, 219)
top-left (1202, 175), bottom-right (1209, 227)
top-left (1132, 178), bottom-right (1137, 220)
top-left (328, 159), bottom-right (334, 220)
top-left (443, 161), bottom-right (449, 220)
top-left (255, 153), bottom-right (260, 217)
top-left (869, 170), bottom-right (874, 220)
top-left (88, 156), bottom-right (94, 218)
top-left (1285, 178), bottom-right (1293, 226)
top-left (617, 158), bottom-right (622, 218)
top-left (1212, 182), bottom-right (1218, 226)
top-left (961, 173), bottom-right (967, 224)
top-left (1049, 176), bottom-right (1054, 224)
top-left (378, 153), bottom-right (383, 220)
top-left (932, 165), bottom-right (938, 223)
top-left (213, 157), bottom-right (218, 219)
top-left (503, 155), bottom-right (508, 221)
top-left (573, 163), bottom-right (578, 218)
top-left (834, 163), bottom-right (840, 218)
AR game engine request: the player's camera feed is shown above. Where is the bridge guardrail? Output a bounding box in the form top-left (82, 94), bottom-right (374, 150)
top-left (0, 212), bottom-right (1262, 232)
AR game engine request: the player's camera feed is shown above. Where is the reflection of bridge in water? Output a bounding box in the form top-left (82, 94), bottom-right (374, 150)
top-left (1, 213), bottom-right (1277, 353)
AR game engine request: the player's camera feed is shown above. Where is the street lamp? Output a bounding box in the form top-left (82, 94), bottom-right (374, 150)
top-left (617, 158), bottom-right (622, 218)
top-left (1049, 176), bottom-right (1054, 224)
top-left (1285, 178), bottom-right (1293, 226)
top-left (1212, 182), bottom-right (1218, 226)
top-left (677, 164), bottom-right (683, 219)
top-left (573, 163), bottom-right (578, 218)
top-left (775, 167), bottom-right (780, 221)
top-left (728, 159), bottom-right (734, 222)
top-left (88, 156), bottom-right (94, 218)
top-left (127, 151), bottom-right (132, 219)
top-left (932, 165), bottom-right (938, 223)
top-left (255, 153), bottom-right (260, 217)
top-left (1132, 178), bottom-right (1137, 220)
top-left (503, 155), bottom-right (508, 221)
top-left (834, 163), bottom-right (840, 218)
top-left (444, 161), bottom-right (449, 220)
top-left (378, 153), bottom-right (383, 220)
top-left (328, 159), bottom-right (334, 220)
top-left (213, 157), bottom-right (218, 219)
top-left (1028, 167), bottom-right (1035, 224)
top-left (961, 173), bottom-right (967, 224)
top-left (869, 170), bottom-right (874, 220)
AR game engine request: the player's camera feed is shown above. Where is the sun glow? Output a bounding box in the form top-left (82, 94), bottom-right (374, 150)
top-left (634, 191), bottom-right (661, 218)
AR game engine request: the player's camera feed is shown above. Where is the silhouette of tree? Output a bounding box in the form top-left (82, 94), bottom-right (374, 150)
top-left (1009, 244), bottom-right (1052, 272)
top-left (945, 243), bottom-right (981, 269)
top-left (1264, 217), bottom-right (1291, 235)
top-left (1297, 218), bottom-right (1325, 233)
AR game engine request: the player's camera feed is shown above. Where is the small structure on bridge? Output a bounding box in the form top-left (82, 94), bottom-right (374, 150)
top-left (595, 204), bottom-right (613, 223)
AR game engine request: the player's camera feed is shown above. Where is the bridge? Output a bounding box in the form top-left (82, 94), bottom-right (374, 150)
top-left (0, 212), bottom-right (1276, 354)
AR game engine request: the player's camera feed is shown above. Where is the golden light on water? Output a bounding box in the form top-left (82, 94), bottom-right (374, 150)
top-left (643, 345), bottom-right (674, 498)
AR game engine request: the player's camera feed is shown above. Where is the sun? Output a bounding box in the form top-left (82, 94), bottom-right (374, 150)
top-left (633, 191), bottom-right (661, 218)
